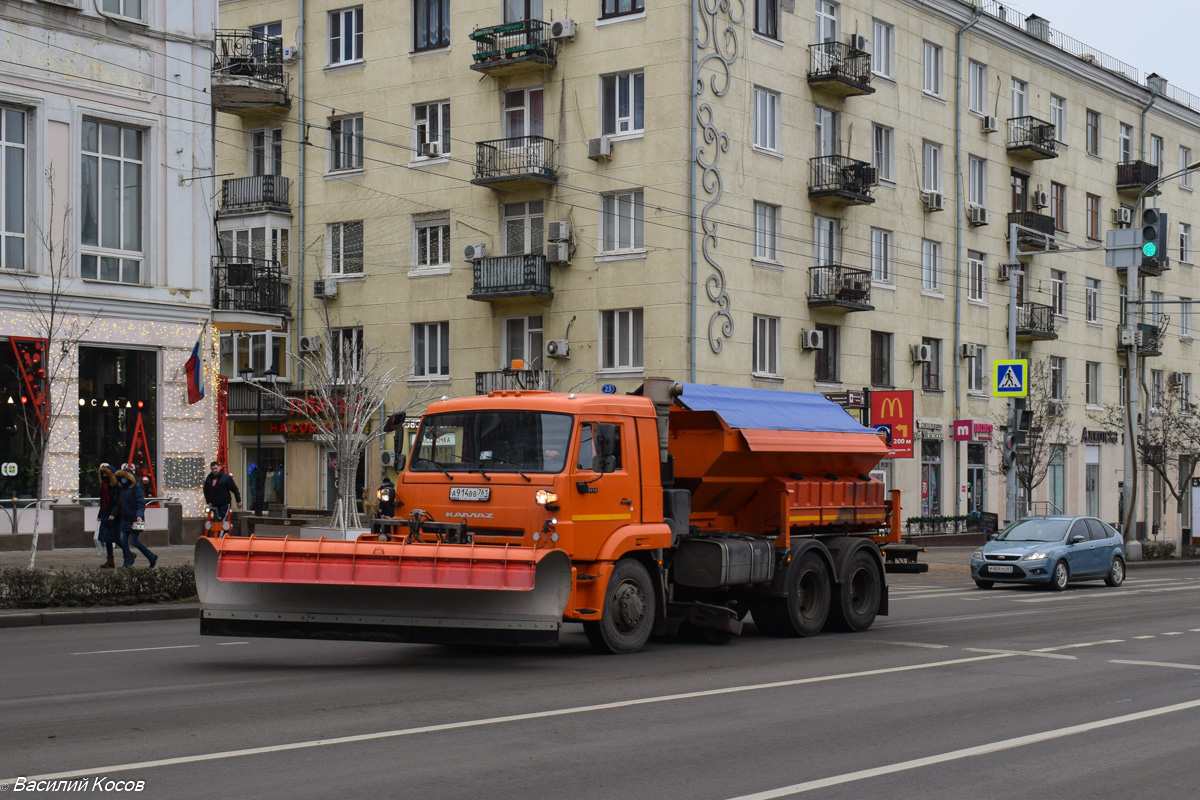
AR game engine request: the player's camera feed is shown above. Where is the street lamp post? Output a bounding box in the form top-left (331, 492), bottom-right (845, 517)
top-left (239, 362), bottom-right (279, 516)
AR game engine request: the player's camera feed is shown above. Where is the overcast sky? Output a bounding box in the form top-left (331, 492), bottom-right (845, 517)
top-left (1009, 0), bottom-right (1198, 96)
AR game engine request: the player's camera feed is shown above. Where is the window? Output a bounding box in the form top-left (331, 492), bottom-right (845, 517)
top-left (1050, 95), bottom-right (1066, 143)
top-left (600, 308), bottom-right (644, 370)
top-left (1050, 356), bottom-right (1065, 401)
top-left (330, 115), bottom-right (364, 171)
top-left (329, 7), bottom-right (364, 65)
top-left (602, 72), bottom-right (645, 136)
top-left (815, 0), bottom-right (839, 42)
top-left (872, 20), bottom-right (894, 78)
top-left (923, 141), bottom-right (943, 193)
top-left (504, 87), bottom-right (544, 139)
top-left (1151, 134), bottom-right (1164, 170)
top-left (1050, 270), bottom-right (1066, 315)
top-left (1011, 79), bottom-right (1028, 117)
top-left (413, 0), bottom-right (450, 51)
top-left (968, 61), bottom-right (987, 114)
top-left (600, 190), bottom-right (644, 253)
top-left (1181, 298), bottom-right (1193, 338)
top-left (1151, 369), bottom-right (1164, 410)
top-left (754, 202), bottom-right (780, 261)
top-left (872, 124), bottom-right (893, 181)
top-left (251, 128), bottom-right (282, 176)
top-left (1119, 123), bottom-right (1133, 162)
top-left (968, 156), bottom-right (987, 207)
top-left (1151, 290), bottom-right (1165, 328)
top-left (814, 107), bottom-right (838, 157)
top-left (922, 42), bottom-right (942, 96)
top-left (814, 216), bottom-right (838, 265)
top-left (753, 315), bottom-right (780, 377)
top-left (921, 239), bottom-right (941, 291)
top-left (1119, 365), bottom-right (1127, 407)
top-left (328, 221), bottom-right (364, 274)
top-left (331, 327), bottom-right (364, 383)
top-left (1086, 193), bottom-right (1101, 239)
top-left (1086, 110), bottom-right (1100, 156)
top-left (602, 0), bottom-right (645, 19)
top-left (1180, 374), bottom-right (1194, 407)
top-left (1010, 169), bottom-right (1028, 212)
top-left (1086, 278), bottom-right (1100, 323)
top-left (504, 316), bottom-right (543, 371)
top-left (1182, 147), bottom-right (1194, 188)
top-left (412, 322), bottom-right (450, 379)
top-left (102, 0), bottom-right (142, 19)
top-left (815, 323), bottom-right (839, 382)
top-left (1181, 223), bottom-right (1192, 263)
top-left (754, 0), bottom-right (778, 39)
top-left (503, 201), bottom-right (543, 255)
top-left (968, 251), bottom-right (985, 302)
top-left (921, 337), bottom-right (941, 390)
top-left (0, 107), bottom-right (25, 272)
top-left (80, 120), bottom-right (143, 284)
top-left (1051, 182), bottom-right (1066, 231)
top-left (968, 345), bottom-right (987, 392)
top-left (414, 216), bottom-right (450, 268)
top-left (870, 331), bottom-right (892, 387)
top-left (753, 88), bottom-right (780, 151)
top-left (871, 228), bottom-right (893, 282)
top-left (414, 102), bottom-right (450, 157)
top-left (503, 0), bottom-right (544, 24)
top-left (220, 331), bottom-right (291, 381)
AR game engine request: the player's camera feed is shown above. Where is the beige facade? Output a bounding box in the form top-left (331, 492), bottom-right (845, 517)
top-left (216, 0), bottom-right (1200, 542)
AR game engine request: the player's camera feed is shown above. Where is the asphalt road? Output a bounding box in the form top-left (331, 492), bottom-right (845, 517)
top-left (3, 561), bottom-right (1199, 799)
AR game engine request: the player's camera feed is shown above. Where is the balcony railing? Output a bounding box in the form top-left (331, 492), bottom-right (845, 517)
top-left (807, 265), bottom-right (874, 311)
top-left (220, 175), bottom-right (291, 213)
top-left (1014, 302), bottom-right (1058, 340)
top-left (1007, 116), bottom-right (1058, 159)
top-left (1116, 160), bottom-right (1161, 194)
top-left (469, 254), bottom-right (553, 300)
top-left (224, 380), bottom-right (290, 418)
top-left (807, 41), bottom-right (874, 95)
top-left (475, 369), bottom-right (554, 395)
top-left (211, 257), bottom-right (290, 316)
top-left (1007, 211), bottom-right (1057, 251)
top-left (808, 155), bottom-right (877, 204)
top-left (212, 30), bottom-right (290, 111)
top-left (1139, 318), bottom-right (1169, 357)
top-left (473, 136), bottom-right (557, 186)
top-left (469, 20), bottom-right (555, 74)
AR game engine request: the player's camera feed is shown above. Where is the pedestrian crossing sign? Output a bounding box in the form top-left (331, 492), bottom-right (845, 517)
top-left (993, 359), bottom-right (1028, 397)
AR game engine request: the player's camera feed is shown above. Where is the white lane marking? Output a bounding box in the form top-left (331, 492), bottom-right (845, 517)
top-left (72, 645), bottom-right (201, 656)
top-left (1034, 640), bottom-right (1124, 652)
top-left (892, 591), bottom-right (989, 601)
top-left (964, 648), bottom-right (1076, 660)
top-left (1111, 660), bottom-right (1200, 671)
top-left (1190, 629), bottom-right (1200, 633)
top-left (725, 697), bottom-right (1200, 799)
top-left (1162, 632), bottom-right (1184, 636)
top-left (875, 641), bottom-right (949, 649)
top-left (1, 653), bottom-right (1014, 784)
top-left (1134, 635), bottom-right (1156, 640)
top-left (1012, 595), bottom-right (1085, 603)
top-left (217, 642), bottom-right (249, 646)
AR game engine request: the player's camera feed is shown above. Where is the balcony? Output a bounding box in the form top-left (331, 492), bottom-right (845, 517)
top-left (1139, 318), bottom-right (1168, 357)
top-left (807, 42), bottom-right (874, 97)
top-left (468, 254), bottom-right (553, 301)
top-left (212, 30), bottom-right (290, 112)
top-left (807, 265), bottom-right (874, 312)
top-left (808, 155), bottom-right (877, 206)
top-left (476, 369), bottom-right (553, 395)
top-left (469, 20), bottom-right (555, 76)
top-left (211, 257), bottom-right (290, 332)
top-left (472, 136), bottom-right (557, 189)
top-left (1006, 211), bottom-right (1057, 252)
top-left (1007, 116), bottom-right (1058, 160)
top-left (219, 175), bottom-right (292, 215)
top-left (1013, 303), bottom-right (1058, 341)
top-left (224, 381), bottom-right (290, 419)
top-left (1116, 160), bottom-right (1161, 195)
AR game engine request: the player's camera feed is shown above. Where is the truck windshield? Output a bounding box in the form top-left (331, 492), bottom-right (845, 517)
top-left (410, 411), bottom-right (573, 474)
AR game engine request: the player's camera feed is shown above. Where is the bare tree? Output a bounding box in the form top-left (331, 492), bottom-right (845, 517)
top-left (988, 359), bottom-right (1072, 513)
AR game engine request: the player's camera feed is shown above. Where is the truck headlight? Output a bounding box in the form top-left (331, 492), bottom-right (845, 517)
top-left (535, 489), bottom-right (559, 506)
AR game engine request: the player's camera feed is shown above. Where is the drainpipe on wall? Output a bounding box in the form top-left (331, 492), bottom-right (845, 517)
top-left (296, 0), bottom-right (306, 387)
top-left (688, 0), bottom-right (698, 384)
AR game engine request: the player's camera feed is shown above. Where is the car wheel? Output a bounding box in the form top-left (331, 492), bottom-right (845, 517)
top-left (974, 579), bottom-right (994, 590)
top-left (1105, 556), bottom-right (1126, 587)
top-left (1049, 560), bottom-right (1069, 591)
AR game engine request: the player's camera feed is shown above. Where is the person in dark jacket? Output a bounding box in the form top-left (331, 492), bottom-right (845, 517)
top-left (115, 465), bottom-right (156, 568)
top-left (96, 463), bottom-right (124, 568)
top-left (203, 461), bottom-right (242, 522)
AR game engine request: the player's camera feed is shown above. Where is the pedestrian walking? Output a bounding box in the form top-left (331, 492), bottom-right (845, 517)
top-left (203, 461), bottom-right (242, 524)
top-left (115, 465), bottom-right (156, 568)
top-left (96, 463), bottom-right (124, 569)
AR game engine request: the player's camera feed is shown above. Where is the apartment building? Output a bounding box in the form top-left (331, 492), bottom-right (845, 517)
top-left (0, 1), bottom-right (219, 516)
top-left (214, 0), bottom-right (1200, 541)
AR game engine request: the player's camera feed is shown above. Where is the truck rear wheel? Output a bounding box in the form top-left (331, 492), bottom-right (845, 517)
top-left (826, 548), bottom-right (882, 632)
top-left (753, 549), bottom-right (831, 637)
top-left (584, 559), bottom-right (656, 654)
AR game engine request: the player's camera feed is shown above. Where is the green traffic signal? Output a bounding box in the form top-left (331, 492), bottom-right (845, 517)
top-left (1143, 241), bottom-right (1158, 258)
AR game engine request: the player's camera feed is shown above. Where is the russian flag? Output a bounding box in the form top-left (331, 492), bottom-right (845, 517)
top-left (185, 340), bottom-right (205, 404)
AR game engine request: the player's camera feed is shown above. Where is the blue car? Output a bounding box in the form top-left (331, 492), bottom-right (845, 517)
top-left (970, 515), bottom-right (1126, 590)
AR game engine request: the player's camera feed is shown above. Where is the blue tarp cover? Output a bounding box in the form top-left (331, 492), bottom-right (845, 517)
top-left (675, 383), bottom-right (875, 434)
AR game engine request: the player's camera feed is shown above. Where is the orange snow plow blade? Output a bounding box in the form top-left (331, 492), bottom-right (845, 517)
top-left (195, 536), bottom-right (573, 645)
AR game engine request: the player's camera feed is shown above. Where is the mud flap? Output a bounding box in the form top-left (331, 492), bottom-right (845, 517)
top-left (195, 537), bottom-right (573, 646)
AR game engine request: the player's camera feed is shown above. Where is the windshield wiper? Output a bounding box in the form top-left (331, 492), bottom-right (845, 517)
top-left (483, 455), bottom-right (531, 482)
top-left (412, 457), bottom-right (454, 480)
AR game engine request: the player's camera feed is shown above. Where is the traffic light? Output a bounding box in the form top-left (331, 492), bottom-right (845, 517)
top-left (1003, 433), bottom-right (1019, 467)
top-left (1141, 208), bottom-right (1168, 267)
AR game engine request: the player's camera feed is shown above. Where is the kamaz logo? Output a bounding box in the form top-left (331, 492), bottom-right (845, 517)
top-left (444, 511), bottom-right (494, 519)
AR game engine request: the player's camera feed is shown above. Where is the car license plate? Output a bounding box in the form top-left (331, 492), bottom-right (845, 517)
top-left (449, 487), bottom-right (490, 502)
top-left (989, 565), bottom-right (1014, 574)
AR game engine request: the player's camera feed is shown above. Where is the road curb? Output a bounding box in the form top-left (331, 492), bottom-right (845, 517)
top-left (0, 604), bottom-right (200, 629)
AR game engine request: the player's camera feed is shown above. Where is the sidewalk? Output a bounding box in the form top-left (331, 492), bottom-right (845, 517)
top-left (0, 543), bottom-right (197, 572)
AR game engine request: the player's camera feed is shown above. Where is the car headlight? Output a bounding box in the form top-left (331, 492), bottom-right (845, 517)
top-left (1023, 550), bottom-right (1050, 561)
top-left (972, 548), bottom-right (984, 559)
top-left (535, 489), bottom-right (559, 506)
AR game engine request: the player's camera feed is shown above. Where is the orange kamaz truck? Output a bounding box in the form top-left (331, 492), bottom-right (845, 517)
top-left (196, 378), bottom-right (911, 654)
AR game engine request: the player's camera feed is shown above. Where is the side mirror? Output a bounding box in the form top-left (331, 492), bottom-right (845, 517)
top-left (384, 412), bottom-right (407, 432)
top-left (1070, 534), bottom-right (1086, 544)
top-left (591, 423), bottom-right (617, 474)
top-left (395, 451), bottom-right (406, 472)
top-left (986, 533), bottom-right (998, 540)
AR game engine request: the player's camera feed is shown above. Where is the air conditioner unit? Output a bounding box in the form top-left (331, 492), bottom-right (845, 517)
top-left (282, 45), bottom-right (299, 63)
top-left (968, 205), bottom-right (990, 226)
top-left (849, 33), bottom-right (869, 52)
top-left (299, 335), bottom-right (322, 353)
top-left (313, 278), bottom-right (338, 299)
top-left (982, 115), bottom-right (999, 133)
top-left (922, 190), bottom-right (944, 211)
top-left (588, 136), bottom-right (613, 161)
top-left (546, 339), bottom-right (570, 359)
top-left (549, 18), bottom-right (576, 39)
top-left (1049, 400), bottom-right (1066, 417)
top-left (1113, 207), bottom-right (1133, 226)
top-left (911, 343), bottom-right (933, 363)
top-left (1033, 190), bottom-right (1050, 209)
top-left (546, 241), bottom-right (570, 264)
top-left (380, 451), bottom-right (397, 467)
top-left (1169, 372), bottom-right (1183, 386)
top-left (998, 262), bottom-right (1013, 281)
top-left (547, 221), bottom-right (571, 242)
top-left (960, 343), bottom-right (979, 359)
top-left (464, 243), bottom-right (487, 261)
top-left (419, 141), bottom-right (442, 157)
top-left (39, 0), bottom-right (80, 7)
top-left (801, 329), bottom-right (825, 351)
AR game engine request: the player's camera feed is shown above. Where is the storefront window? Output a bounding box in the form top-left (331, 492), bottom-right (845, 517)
top-left (967, 443), bottom-right (986, 514)
top-left (77, 346), bottom-right (158, 498)
top-left (0, 340), bottom-right (43, 498)
top-left (921, 439), bottom-right (941, 516)
top-left (244, 445), bottom-right (285, 513)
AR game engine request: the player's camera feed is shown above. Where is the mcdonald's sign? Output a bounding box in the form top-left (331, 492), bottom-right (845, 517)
top-left (870, 390), bottom-right (914, 459)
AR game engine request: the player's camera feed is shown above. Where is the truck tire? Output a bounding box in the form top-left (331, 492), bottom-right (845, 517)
top-left (825, 548), bottom-right (882, 632)
top-left (584, 559), bottom-right (656, 654)
top-left (756, 549), bottom-right (831, 637)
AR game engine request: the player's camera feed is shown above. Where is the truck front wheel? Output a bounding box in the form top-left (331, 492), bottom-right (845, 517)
top-left (826, 548), bottom-right (882, 632)
top-left (584, 559), bottom-right (656, 654)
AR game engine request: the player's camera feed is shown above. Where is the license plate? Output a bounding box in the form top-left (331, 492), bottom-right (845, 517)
top-left (989, 565), bottom-right (1014, 574)
top-left (449, 487), bottom-right (490, 502)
